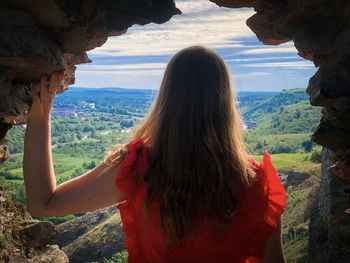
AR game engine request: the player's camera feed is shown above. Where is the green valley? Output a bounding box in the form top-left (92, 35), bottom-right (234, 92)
top-left (0, 87), bottom-right (322, 263)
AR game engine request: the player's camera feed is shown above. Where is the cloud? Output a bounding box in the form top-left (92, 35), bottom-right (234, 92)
top-left (226, 56), bottom-right (298, 62)
top-left (234, 72), bottom-right (272, 77)
top-left (89, 0), bottom-right (255, 57)
top-left (237, 43), bottom-right (298, 55)
top-left (77, 63), bottom-right (167, 71)
top-left (73, 0), bottom-right (317, 91)
top-left (243, 61), bottom-right (315, 69)
top-left (77, 69), bottom-right (164, 77)
top-left (75, 69), bottom-right (164, 89)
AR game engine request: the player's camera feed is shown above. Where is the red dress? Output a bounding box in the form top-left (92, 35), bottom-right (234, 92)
top-left (115, 140), bottom-right (286, 263)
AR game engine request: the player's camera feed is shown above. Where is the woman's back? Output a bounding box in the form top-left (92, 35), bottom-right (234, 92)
top-left (23, 47), bottom-right (286, 262)
top-left (115, 140), bottom-right (286, 263)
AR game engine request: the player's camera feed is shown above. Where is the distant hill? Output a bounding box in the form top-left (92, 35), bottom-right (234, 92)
top-left (55, 87), bottom-right (156, 113)
top-left (241, 88), bottom-right (314, 121)
top-left (250, 100), bottom-right (322, 135)
top-left (1, 86), bottom-right (323, 263)
top-left (243, 88), bottom-right (322, 154)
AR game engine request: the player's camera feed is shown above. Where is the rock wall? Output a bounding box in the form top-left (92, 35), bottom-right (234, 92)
top-left (309, 150), bottom-right (350, 262)
top-left (1, 0), bottom-right (349, 177)
top-left (211, 1), bottom-right (350, 262)
top-left (1, 0), bottom-right (350, 262)
top-left (0, 187), bottom-right (68, 262)
top-left (0, 0), bottom-right (180, 161)
top-left (54, 206), bottom-right (123, 263)
top-left (212, 0), bottom-right (350, 185)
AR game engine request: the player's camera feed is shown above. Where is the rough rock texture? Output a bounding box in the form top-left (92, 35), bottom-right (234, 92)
top-left (54, 206), bottom-right (123, 263)
top-left (308, 150), bottom-right (350, 262)
top-left (0, 187), bottom-right (68, 262)
top-left (20, 221), bottom-right (58, 248)
top-left (27, 245), bottom-right (69, 263)
top-left (212, 0), bottom-right (350, 188)
top-left (0, 0), bottom-right (348, 181)
top-left (1, 0), bottom-right (350, 261)
top-left (211, 0), bottom-right (350, 261)
top-left (211, 0), bottom-right (350, 262)
top-left (0, 0), bottom-right (180, 161)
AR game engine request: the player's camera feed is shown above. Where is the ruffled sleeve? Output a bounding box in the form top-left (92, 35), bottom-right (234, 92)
top-left (251, 150), bottom-right (287, 249)
top-left (260, 150), bottom-right (287, 228)
top-left (115, 140), bottom-right (145, 200)
top-left (115, 139), bottom-right (148, 263)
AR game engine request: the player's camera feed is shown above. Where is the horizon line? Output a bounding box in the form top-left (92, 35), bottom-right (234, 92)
top-left (69, 86), bottom-right (306, 93)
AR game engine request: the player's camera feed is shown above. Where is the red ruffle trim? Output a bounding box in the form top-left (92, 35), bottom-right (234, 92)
top-left (115, 140), bottom-right (145, 263)
top-left (252, 150), bottom-right (287, 247)
top-left (115, 143), bottom-right (286, 262)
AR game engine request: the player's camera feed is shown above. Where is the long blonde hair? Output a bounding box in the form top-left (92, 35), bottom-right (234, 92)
top-left (105, 46), bottom-right (255, 246)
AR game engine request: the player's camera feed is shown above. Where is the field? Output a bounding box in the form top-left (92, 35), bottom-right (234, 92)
top-left (253, 152), bottom-right (319, 170)
top-left (2, 154), bottom-right (97, 179)
top-left (0, 87), bottom-right (322, 262)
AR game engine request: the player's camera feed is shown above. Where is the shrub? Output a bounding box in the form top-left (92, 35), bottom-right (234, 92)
top-left (309, 146), bottom-right (322, 163)
top-left (0, 233), bottom-right (7, 248)
top-left (103, 250), bottom-right (128, 263)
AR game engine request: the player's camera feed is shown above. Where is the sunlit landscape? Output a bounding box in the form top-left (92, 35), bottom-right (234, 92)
top-left (1, 86), bottom-right (322, 262)
top-left (0, 0), bottom-right (326, 262)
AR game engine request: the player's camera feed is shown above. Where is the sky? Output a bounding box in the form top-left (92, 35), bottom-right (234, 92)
top-left (73, 0), bottom-right (317, 92)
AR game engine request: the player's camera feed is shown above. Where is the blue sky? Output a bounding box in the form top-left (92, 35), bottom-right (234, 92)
top-left (73, 0), bottom-right (316, 92)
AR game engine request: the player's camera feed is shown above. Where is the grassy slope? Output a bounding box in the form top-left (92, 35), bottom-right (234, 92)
top-left (282, 172), bottom-right (320, 263)
top-left (0, 153), bottom-right (98, 220)
top-left (1, 153), bottom-right (96, 180)
top-left (61, 211), bottom-right (124, 263)
top-left (241, 88), bottom-right (312, 121)
top-left (1, 88), bottom-right (322, 262)
top-left (245, 89), bottom-right (321, 155)
top-left (249, 101), bottom-right (321, 136)
top-left (254, 154), bottom-right (321, 263)
top-left (252, 152), bottom-right (317, 170)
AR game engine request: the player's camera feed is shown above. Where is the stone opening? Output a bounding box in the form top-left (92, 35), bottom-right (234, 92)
top-left (0, 0), bottom-right (349, 262)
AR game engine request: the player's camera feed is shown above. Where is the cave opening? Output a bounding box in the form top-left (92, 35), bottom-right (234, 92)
top-left (0, 1), bottom-right (349, 262)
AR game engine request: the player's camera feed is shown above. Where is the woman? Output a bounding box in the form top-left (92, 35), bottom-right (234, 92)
top-left (24, 46), bottom-right (286, 263)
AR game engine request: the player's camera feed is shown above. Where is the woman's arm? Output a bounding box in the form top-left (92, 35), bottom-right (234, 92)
top-left (264, 217), bottom-right (286, 263)
top-left (23, 73), bottom-right (126, 217)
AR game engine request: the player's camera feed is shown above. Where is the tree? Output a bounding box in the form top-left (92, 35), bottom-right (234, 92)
top-left (302, 140), bottom-right (313, 152)
top-left (76, 131), bottom-right (83, 140)
top-left (88, 161), bottom-right (96, 169)
top-left (120, 120), bottom-right (134, 128)
top-left (255, 142), bottom-right (263, 151)
top-left (310, 147), bottom-right (322, 163)
top-left (91, 129), bottom-right (97, 138)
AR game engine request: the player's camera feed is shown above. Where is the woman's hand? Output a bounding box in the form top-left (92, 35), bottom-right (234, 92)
top-left (28, 72), bottom-right (64, 123)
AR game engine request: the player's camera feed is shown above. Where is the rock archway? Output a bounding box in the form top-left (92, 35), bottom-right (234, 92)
top-left (0, 0), bottom-right (181, 162)
top-left (212, 2), bottom-right (350, 261)
top-left (0, 0), bottom-right (349, 261)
